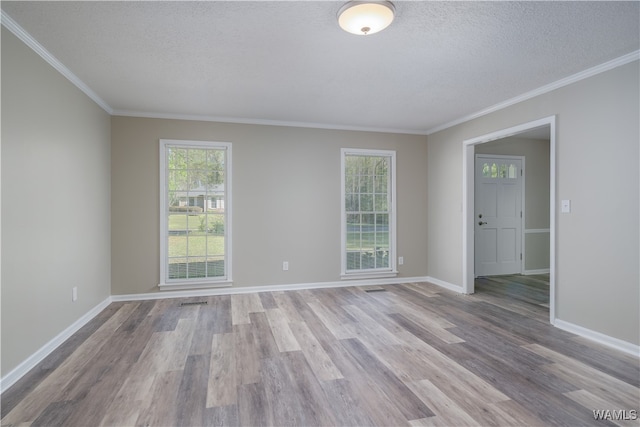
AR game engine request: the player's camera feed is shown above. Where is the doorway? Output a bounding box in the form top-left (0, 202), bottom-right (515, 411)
top-left (462, 116), bottom-right (556, 325)
top-left (475, 155), bottom-right (524, 277)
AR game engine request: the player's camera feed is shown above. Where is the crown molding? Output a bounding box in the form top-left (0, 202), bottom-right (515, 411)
top-left (426, 50), bottom-right (640, 135)
top-left (112, 109), bottom-right (428, 136)
top-left (1, 10), bottom-right (113, 114)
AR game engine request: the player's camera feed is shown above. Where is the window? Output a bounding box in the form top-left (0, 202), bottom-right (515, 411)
top-left (481, 162), bottom-right (518, 179)
top-left (341, 148), bottom-right (397, 278)
top-left (159, 139), bottom-right (231, 289)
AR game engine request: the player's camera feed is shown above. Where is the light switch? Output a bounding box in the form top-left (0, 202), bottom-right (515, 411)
top-left (561, 199), bottom-right (571, 213)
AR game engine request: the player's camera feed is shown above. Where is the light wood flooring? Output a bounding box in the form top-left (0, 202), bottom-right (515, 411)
top-left (2, 276), bottom-right (639, 426)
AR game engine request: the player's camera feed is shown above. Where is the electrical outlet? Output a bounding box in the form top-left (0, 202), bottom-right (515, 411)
top-left (398, 256), bottom-right (404, 265)
top-left (72, 286), bottom-right (78, 302)
top-left (283, 261), bottom-right (289, 271)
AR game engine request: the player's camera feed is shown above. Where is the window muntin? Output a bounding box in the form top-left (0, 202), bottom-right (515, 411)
top-left (160, 140), bottom-right (231, 287)
top-left (341, 149), bottom-right (396, 277)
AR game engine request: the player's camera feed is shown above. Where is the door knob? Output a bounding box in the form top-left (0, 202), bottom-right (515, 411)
top-left (478, 221), bottom-right (487, 226)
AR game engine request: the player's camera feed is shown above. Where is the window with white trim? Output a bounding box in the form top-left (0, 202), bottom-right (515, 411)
top-left (341, 148), bottom-right (396, 278)
top-left (160, 139), bottom-right (231, 288)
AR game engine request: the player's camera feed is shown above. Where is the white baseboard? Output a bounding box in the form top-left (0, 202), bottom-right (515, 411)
top-left (0, 296), bottom-right (112, 394)
top-left (523, 268), bottom-right (550, 276)
top-left (112, 276), bottom-right (436, 302)
top-left (554, 319), bottom-right (640, 357)
top-left (425, 276), bottom-right (465, 293)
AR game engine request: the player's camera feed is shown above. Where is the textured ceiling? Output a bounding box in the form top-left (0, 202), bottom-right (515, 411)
top-left (2, 1), bottom-right (639, 134)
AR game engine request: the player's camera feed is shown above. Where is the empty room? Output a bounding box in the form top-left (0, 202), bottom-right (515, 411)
top-left (1, 1), bottom-right (639, 426)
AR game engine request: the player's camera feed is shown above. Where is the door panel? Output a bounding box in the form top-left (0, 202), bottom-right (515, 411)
top-left (479, 228), bottom-right (497, 263)
top-left (475, 156), bottom-right (523, 276)
top-left (501, 227), bottom-right (517, 262)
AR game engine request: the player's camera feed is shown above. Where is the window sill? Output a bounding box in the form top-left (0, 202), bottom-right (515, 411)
top-left (340, 271), bottom-right (398, 281)
top-left (158, 280), bottom-right (233, 291)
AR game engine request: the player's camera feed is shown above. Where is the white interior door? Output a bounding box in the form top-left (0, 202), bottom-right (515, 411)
top-left (475, 155), bottom-right (523, 276)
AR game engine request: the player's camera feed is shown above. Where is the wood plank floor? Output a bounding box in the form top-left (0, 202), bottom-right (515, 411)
top-left (2, 276), bottom-right (639, 426)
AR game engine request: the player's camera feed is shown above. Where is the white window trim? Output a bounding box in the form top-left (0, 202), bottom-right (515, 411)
top-left (158, 139), bottom-right (232, 290)
top-left (341, 148), bottom-right (398, 279)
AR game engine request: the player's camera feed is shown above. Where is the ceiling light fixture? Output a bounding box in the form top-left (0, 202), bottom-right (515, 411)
top-left (337, 1), bottom-right (395, 36)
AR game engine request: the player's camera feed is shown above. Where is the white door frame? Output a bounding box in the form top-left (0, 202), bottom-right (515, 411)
top-left (462, 116), bottom-right (556, 325)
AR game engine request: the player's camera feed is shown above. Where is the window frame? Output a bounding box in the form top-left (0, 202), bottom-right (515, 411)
top-left (340, 148), bottom-right (397, 279)
top-left (159, 139), bottom-right (232, 290)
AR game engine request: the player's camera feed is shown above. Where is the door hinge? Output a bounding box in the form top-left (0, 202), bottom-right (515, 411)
top-left (520, 211), bottom-right (522, 218)
top-left (520, 253), bottom-right (523, 260)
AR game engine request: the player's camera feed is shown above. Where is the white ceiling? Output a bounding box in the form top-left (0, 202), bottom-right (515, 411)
top-left (2, 1), bottom-right (639, 135)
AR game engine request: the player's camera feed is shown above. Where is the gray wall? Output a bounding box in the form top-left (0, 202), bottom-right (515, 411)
top-left (111, 117), bottom-right (429, 295)
top-left (476, 137), bottom-right (551, 271)
top-left (1, 28), bottom-right (112, 376)
top-left (427, 61), bottom-right (639, 345)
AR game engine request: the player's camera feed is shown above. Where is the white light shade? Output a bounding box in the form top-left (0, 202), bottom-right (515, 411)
top-left (338, 1), bottom-right (395, 35)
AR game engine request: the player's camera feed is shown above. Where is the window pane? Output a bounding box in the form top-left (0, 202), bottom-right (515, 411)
top-left (168, 236), bottom-right (187, 257)
top-left (375, 176), bottom-right (387, 193)
top-left (499, 164), bottom-right (507, 178)
top-left (361, 232), bottom-right (374, 250)
top-left (361, 252), bottom-right (375, 269)
top-left (374, 157), bottom-right (388, 175)
top-left (376, 250), bottom-right (389, 268)
top-left (345, 194), bottom-right (358, 212)
top-left (376, 213), bottom-right (389, 227)
top-left (168, 148), bottom-right (187, 170)
top-left (188, 257), bottom-right (207, 278)
top-left (207, 150), bottom-right (224, 167)
top-left (347, 232), bottom-right (360, 249)
top-left (376, 214), bottom-right (389, 249)
top-left (347, 213), bottom-right (360, 227)
top-left (207, 214), bottom-right (225, 236)
top-left (347, 252), bottom-right (360, 269)
top-left (359, 175), bottom-right (373, 193)
top-left (345, 157), bottom-right (358, 174)
top-left (376, 232), bottom-right (389, 248)
top-left (345, 174), bottom-right (356, 194)
top-left (206, 256), bottom-right (225, 277)
top-left (374, 194), bottom-right (388, 212)
top-left (207, 234), bottom-right (224, 257)
top-left (169, 170), bottom-right (188, 191)
top-left (360, 194), bottom-right (373, 212)
top-left (188, 149), bottom-right (208, 168)
top-left (187, 236), bottom-right (207, 257)
top-left (168, 214), bottom-right (187, 231)
top-left (169, 259), bottom-right (187, 279)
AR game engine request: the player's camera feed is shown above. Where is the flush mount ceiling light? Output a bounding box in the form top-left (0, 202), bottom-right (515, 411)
top-left (337, 1), bottom-right (395, 35)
